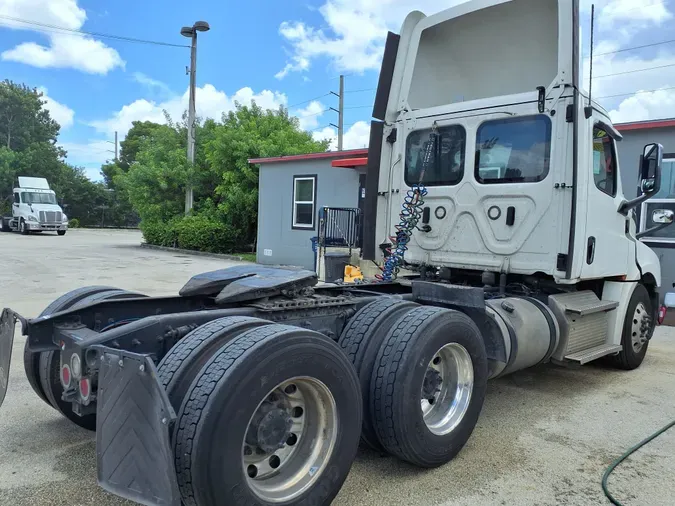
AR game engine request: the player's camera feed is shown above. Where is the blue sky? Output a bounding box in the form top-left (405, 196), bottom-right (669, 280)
top-left (1, 0), bottom-right (675, 181)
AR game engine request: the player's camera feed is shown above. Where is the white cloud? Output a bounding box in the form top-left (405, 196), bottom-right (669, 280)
top-left (60, 139), bottom-right (115, 177)
top-left (132, 72), bottom-right (171, 95)
top-left (89, 84), bottom-right (288, 138)
top-left (608, 88), bottom-right (675, 123)
top-left (0, 0), bottom-right (124, 74)
top-left (311, 121), bottom-right (370, 150)
top-left (37, 87), bottom-right (74, 129)
top-left (275, 0), bottom-right (469, 77)
top-left (294, 101), bottom-right (326, 130)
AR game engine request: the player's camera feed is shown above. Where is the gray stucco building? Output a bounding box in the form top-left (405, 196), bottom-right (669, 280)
top-left (615, 119), bottom-right (675, 303)
top-left (251, 149), bottom-right (368, 270)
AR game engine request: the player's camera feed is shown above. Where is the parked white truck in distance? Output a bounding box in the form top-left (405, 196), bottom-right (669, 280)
top-left (0, 177), bottom-right (68, 235)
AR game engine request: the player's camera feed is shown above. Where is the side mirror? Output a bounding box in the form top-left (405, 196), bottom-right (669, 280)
top-left (636, 208), bottom-right (675, 239)
top-left (619, 142), bottom-right (665, 215)
top-left (652, 209), bottom-right (674, 225)
top-left (639, 143), bottom-right (664, 197)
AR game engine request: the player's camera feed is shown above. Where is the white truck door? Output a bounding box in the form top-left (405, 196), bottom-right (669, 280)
top-left (579, 122), bottom-right (631, 278)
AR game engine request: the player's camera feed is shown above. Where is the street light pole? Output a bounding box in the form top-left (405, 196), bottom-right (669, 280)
top-left (181, 21), bottom-right (210, 214)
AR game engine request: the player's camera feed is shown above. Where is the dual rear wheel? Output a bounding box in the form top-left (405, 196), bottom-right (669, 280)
top-left (339, 299), bottom-right (489, 468)
top-left (157, 318), bottom-right (362, 506)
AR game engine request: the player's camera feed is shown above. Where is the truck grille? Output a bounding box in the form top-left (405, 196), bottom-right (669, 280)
top-left (39, 211), bottom-right (62, 223)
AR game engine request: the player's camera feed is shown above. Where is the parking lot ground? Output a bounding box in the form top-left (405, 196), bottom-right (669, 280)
top-left (1, 229), bottom-right (674, 506)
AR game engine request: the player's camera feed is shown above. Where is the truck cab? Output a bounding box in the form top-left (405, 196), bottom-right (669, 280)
top-left (1, 177), bottom-right (68, 235)
top-left (365, 0), bottom-right (672, 366)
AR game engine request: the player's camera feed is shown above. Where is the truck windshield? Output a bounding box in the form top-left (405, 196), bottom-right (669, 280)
top-left (22, 192), bottom-right (57, 205)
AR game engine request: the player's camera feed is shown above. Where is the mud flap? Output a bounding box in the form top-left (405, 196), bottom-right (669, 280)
top-left (95, 347), bottom-right (180, 506)
top-left (0, 309), bottom-right (17, 408)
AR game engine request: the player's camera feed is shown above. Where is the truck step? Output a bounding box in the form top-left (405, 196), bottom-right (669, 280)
top-left (565, 344), bottom-right (623, 365)
top-left (548, 291), bottom-right (619, 361)
top-left (554, 291), bottom-right (619, 316)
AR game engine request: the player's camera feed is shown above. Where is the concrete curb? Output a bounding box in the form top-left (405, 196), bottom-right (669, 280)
top-left (140, 243), bottom-right (249, 262)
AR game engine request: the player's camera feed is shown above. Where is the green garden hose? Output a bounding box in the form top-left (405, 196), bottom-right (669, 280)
top-left (602, 419), bottom-right (675, 505)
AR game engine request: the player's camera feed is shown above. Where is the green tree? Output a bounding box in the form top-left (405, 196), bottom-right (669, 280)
top-left (117, 102), bottom-right (329, 252)
top-left (0, 80), bottom-right (60, 150)
top-left (117, 120), bottom-right (163, 171)
top-left (207, 103), bottom-right (329, 248)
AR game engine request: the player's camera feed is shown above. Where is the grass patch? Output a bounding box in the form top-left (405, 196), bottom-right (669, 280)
top-left (236, 252), bottom-right (257, 262)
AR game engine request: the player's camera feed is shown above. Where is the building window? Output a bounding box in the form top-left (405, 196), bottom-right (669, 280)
top-left (475, 115), bottom-right (552, 184)
top-left (292, 175), bottom-right (317, 229)
top-left (640, 157), bottom-right (675, 243)
top-left (592, 126), bottom-right (617, 197)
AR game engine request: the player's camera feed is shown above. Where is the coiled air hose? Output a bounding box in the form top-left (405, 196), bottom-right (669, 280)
top-left (377, 131), bottom-right (436, 281)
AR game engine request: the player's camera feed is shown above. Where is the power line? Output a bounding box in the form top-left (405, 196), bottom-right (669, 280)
top-left (287, 93), bottom-right (331, 109)
top-left (593, 62), bottom-right (675, 79)
top-left (0, 14), bottom-right (190, 48)
top-left (596, 86), bottom-right (675, 100)
top-left (301, 108), bottom-right (330, 118)
top-left (584, 38), bottom-right (675, 58)
top-left (344, 88), bottom-right (376, 94)
top-left (345, 105), bottom-right (372, 110)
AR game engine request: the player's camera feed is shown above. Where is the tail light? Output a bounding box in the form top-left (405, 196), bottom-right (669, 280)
top-left (61, 364), bottom-right (71, 388)
top-left (79, 378), bottom-right (91, 403)
top-left (658, 306), bottom-right (667, 325)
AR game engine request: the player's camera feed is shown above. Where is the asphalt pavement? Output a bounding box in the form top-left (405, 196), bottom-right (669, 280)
top-left (0, 229), bottom-right (674, 505)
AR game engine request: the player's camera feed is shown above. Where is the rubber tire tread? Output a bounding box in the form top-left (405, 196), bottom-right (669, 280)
top-left (338, 297), bottom-right (418, 450)
top-left (24, 286), bottom-right (117, 407)
top-left (157, 316), bottom-right (270, 411)
top-left (608, 284), bottom-right (652, 370)
top-left (370, 306), bottom-right (488, 468)
top-left (174, 324), bottom-right (362, 506)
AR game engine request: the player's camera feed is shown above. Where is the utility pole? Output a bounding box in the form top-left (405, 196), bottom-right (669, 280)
top-left (105, 131), bottom-right (118, 161)
top-left (329, 74), bottom-right (344, 151)
top-left (180, 21), bottom-right (210, 214)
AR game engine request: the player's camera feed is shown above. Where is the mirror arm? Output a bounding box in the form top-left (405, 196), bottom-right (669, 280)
top-left (618, 193), bottom-right (651, 216)
top-left (636, 221), bottom-right (674, 239)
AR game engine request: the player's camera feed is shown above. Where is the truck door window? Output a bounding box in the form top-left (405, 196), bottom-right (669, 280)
top-left (475, 115), bottom-right (552, 184)
top-left (405, 125), bottom-right (466, 186)
top-left (14, 193), bottom-right (20, 204)
top-left (592, 127), bottom-right (617, 197)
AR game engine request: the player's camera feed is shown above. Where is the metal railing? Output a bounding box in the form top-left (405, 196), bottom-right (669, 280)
top-left (318, 207), bottom-right (362, 249)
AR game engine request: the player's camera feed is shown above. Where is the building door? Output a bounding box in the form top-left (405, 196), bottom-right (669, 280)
top-left (358, 173), bottom-right (366, 247)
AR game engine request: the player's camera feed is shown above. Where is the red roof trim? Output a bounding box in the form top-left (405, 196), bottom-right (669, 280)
top-left (332, 157), bottom-right (368, 168)
top-left (248, 148), bottom-right (368, 165)
top-left (615, 119), bottom-right (675, 132)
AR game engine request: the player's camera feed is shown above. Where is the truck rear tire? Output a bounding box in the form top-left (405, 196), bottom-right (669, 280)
top-left (371, 306), bottom-right (488, 468)
top-left (338, 297), bottom-right (418, 450)
top-left (174, 324), bottom-right (362, 506)
top-left (0, 218), bottom-right (8, 232)
top-left (24, 286), bottom-right (118, 407)
top-left (157, 316), bottom-right (271, 411)
top-left (35, 288), bottom-right (145, 431)
top-left (608, 284), bottom-right (653, 370)
top-left (57, 230), bottom-right (66, 236)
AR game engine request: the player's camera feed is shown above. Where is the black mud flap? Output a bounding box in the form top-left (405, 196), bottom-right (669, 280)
top-left (0, 309), bottom-right (16, 406)
top-left (95, 347), bottom-right (180, 506)
top-left (0, 309), bottom-right (17, 408)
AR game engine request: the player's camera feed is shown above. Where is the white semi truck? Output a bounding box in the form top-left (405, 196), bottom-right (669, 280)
top-left (0, 176), bottom-right (68, 235)
top-left (0, 1), bottom-right (672, 505)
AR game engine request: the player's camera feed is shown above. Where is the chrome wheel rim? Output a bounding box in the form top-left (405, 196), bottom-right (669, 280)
top-left (243, 377), bottom-right (338, 503)
top-left (631, 302), bottom-right (650, 353)
top-left (421, 343), bottom-right (473, 436)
